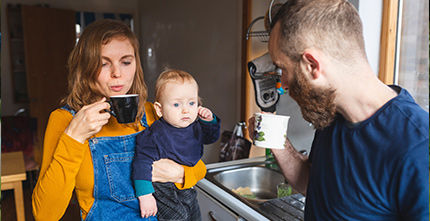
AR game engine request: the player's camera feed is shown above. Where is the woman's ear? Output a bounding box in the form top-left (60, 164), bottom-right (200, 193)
top-left (301, 50), bottom-right (322, 80)
top-left (154, 102), bottom-right (163, 117)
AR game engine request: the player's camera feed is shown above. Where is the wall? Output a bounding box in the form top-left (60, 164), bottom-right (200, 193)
top-left (137, 1), bottom-right (243, 164)
top-left (1, 0), bottom-right (139, 116)
top-left (357, 0), bottom-right (383, 75)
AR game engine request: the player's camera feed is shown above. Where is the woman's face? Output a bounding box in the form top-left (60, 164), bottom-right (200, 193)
top-left (96, 37), bottom-right (136, 97)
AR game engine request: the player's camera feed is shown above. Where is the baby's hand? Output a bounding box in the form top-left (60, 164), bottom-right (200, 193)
top-left (198, 106), bottom-right (214, 121)
top-left (138, 194), bottom-right (157, 218)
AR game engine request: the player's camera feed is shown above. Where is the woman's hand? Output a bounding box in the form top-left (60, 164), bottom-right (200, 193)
top-left (152, 159), bottom-right (185, 183)
top-left (64, 98), bottom-right (111, 143)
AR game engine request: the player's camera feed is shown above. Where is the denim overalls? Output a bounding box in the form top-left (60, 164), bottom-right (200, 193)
top-left (62, 105), bottom-right (157, 221)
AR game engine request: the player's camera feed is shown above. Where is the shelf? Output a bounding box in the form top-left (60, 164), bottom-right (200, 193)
top-left (7, 5), bottom-right (29, 103)
top-left (12, 69), bottom-right (26, 73)
top-left (10, 38), bottom-right (24, 42)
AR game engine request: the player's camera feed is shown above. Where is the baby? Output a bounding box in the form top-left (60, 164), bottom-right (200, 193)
top-left (132, 69), bottom-right (221, 220)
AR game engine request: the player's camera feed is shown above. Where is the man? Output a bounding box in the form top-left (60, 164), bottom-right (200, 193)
top-left (250, 0), bottom-right (429, 220)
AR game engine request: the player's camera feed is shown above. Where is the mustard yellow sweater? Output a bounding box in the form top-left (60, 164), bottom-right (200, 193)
top-left (32, 102), bottom-right (207, 220)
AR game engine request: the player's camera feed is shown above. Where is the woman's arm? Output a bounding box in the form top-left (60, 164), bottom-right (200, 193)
top-left (32, 110), bottom-right (88, 220)
top-left (33, 100), bottom-right (110, 220)
top-left (178, 160), bottom-right (207, 189)
top-left (152, 159), bottom-right (207, 189)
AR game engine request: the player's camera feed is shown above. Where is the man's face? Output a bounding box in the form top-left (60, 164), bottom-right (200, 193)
top-left (288, 63), bottom-right (337, 130)
top-left (269, 23), bottom-right (337, 130)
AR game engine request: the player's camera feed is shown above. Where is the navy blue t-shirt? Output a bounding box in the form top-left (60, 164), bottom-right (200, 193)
top-left (132, 116), bottom-right (221, 182)
top-left (305, 86), bottom-right (429, 220)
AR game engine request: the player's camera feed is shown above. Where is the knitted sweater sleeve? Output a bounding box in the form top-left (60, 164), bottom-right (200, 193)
top-left (32, 109), bottom-right (88, 220)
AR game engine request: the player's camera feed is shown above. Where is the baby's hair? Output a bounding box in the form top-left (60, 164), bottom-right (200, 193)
top-left (155, 68), bottom-right (202, 105)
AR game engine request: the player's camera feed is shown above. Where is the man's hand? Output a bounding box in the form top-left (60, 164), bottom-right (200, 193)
top-left (248, 111), bottom-right (270, 140)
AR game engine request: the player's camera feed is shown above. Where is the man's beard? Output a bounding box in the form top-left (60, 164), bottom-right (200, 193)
top-left (288, 64), bottom-right (337, 130)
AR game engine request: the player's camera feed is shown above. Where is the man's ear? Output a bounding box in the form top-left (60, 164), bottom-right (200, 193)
top-left (301, 50), bottom-right (322, 80)
top-left (154, 102), bottom-right (163, 117)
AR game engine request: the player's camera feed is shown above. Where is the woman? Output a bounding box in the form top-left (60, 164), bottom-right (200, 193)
top-left (32, 19), bottom-right (206, 220)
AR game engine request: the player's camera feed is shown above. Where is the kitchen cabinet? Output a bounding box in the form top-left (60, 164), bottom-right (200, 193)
top-left (196, 186), bottom-right (244, 221)
top-left (6, 5), bottom-right (27, 102)
top-left (5, 4), bottom-right (76, 164)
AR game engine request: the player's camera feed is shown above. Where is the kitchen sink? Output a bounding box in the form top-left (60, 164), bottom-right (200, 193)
top-left (204, 160), bottom-right (305, 220)
top-left (212, 166), bottom-right (285, 201)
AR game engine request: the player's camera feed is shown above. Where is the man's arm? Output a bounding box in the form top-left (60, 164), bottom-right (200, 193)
top-left (271, 138), bottom-right (311, 196)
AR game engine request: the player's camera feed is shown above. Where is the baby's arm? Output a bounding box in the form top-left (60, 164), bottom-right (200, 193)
top-left (198, 106), bottom-right (214, 121)
top-left (133, 129), bottom-right (159, 218)
top-left (138, 194), bottom-right (157, 218)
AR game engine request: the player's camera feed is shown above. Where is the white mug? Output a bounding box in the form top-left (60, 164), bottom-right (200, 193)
top-left (253, 113), bottom-right (290, 149)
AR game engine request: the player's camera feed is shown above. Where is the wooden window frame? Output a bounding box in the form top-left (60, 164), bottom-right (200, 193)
top-left (378, 0), bottom-right (400, 84)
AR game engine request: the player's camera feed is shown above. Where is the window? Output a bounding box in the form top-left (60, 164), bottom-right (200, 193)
top-left (395, 0), bottom-right (429, 111)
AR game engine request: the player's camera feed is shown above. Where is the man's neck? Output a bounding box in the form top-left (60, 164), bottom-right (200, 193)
top-left (334, 70), bottom-right (398, 124)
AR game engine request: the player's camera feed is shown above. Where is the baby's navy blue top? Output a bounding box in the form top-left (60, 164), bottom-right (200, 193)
top-left (132, 115), bottom-right (220, 196)
top-left (305, 86), bottom-right (429, 220)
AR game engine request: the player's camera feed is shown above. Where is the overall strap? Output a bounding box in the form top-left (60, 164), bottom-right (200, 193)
top-left (140, 112), bottom-right (149, 128)
top-left (60, 104), bottom-right (77, 116)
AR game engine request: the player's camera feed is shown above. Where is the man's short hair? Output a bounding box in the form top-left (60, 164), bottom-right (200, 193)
top-left (271, 0), bottom-right (367, 63)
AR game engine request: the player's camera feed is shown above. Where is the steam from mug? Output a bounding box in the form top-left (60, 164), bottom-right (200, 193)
top-left (106, 94), bottom-right (139, 124)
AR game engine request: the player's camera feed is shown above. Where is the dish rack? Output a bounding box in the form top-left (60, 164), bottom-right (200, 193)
top-left (245, 16), bottom-right (269, 42)
top-left (246, 0), bottom-right (276, 43)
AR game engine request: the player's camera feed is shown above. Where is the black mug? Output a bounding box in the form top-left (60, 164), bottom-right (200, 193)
top-left (106, 94), bottom-right (139, 124)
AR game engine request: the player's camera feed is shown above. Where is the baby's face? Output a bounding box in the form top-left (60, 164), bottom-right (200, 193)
top-left (159, 80), bottom-right (199, 128)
